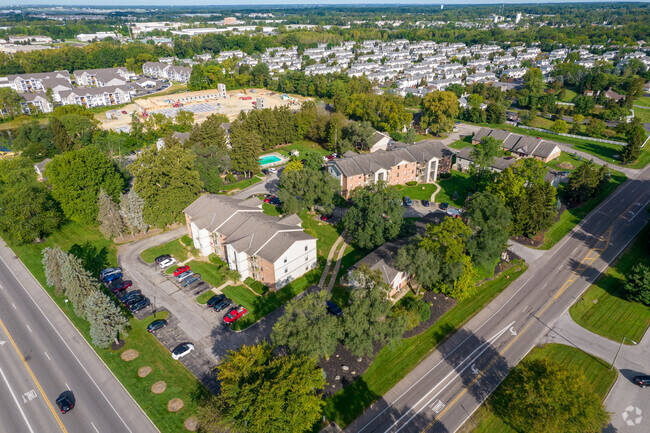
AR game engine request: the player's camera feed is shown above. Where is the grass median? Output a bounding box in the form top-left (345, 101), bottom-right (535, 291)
top-left (323, 261), bottom-right (527, 428)
top-left (140, 237), bottom-right (189, 263)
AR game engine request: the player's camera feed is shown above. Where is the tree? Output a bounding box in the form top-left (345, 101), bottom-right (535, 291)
top-left (343, 182), bottom-right (404, 249)
top-left (213, 342), bottom-right (325, 433)
top-left (585, 118), bottom-right (606, 137)
top-left (485, 103), bottom-right (506, 124)
top-left (467, 94), bottom-right (483, 109)
top-left (283, 158), bottom-right (304, 173)
top-left (130, 138), bottom-right (202, 227)
top-left (271, 291), bottom-right (342, 359)
top-left (42, 247), bottom-right (69, 295)
top-left (97, 189), bottom-right (124, 239)
top-left (174, 110), bottom-right (194, 132)
top-left (277, 168), bottom-right (340, 214)
top-left (11, 120), bottom-right (56, 161)
top-left (620, 123), bottom-right (645, 163)
top-left (119, 189), bottom-right (148, 234)
top-left (0, 87), bottom-right (22, 118)
top-left (394, 239), bottom-right (440, 294)
top-left (188, 64), bottom-right (210, 91)
top-left (470, 136), bottom-right (502, 189)
top-left (420, 91), bottom-right (459, 135)
top-left (573, 95), bottom-right (596, 116)
top-left (85, 291), bottom-right (128, 348)
top-left (341, 120), bottom-right (375, 151)
top-left (566, 162), bottom-right (608, 203)
top-left (229, 121), bottom-right (262, 177)
top-left (464, 192), bottom-right (512, 272)
top-left (550, 119), bottom-right (568, 134)
top-left (403, 127), bottom-right (417, 145)
top-left (45, 147), bottom-right (125, 225)
top-left (187, 114), bottom-right (228, 149)
top-left (522, 68), bottom-right (545, 108)
top-left (492, 357), bottom-right (609, 433)
top-left (624, 263), bottom-right (650, 306)
top-left (301, 149), bottom-right (323, 171)
top-left (50, 116), bottom-right (73, 153)
top-left (570, 114), bottom-right (584, 134)
top-left (60, 252), bottom-right (100, 319)
top-left (343, 265), bottom-right (408, 357)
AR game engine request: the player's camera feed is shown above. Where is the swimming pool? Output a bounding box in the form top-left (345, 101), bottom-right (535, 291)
top-left (259, 155), bottom-right (281, 166)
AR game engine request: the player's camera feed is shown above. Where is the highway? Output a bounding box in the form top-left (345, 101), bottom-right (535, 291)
top-left (347, 165), bottom-right (650, 433)
top-left (0, 240), bottom-right (159, 433)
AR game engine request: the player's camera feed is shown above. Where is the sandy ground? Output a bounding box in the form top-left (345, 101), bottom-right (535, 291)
top-left (97, 88), bottom-right (308, 131)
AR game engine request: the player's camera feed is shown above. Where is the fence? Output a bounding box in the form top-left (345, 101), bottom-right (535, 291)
top-left (516, 124), bottom-right (627, 146)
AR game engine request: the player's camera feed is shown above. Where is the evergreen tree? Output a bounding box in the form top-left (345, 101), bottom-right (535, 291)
top-left (97, 189), bottom-right (124, 239)
top-left (229, 121), bottom-right (262, 177)
top-left (42, 247), bottom-right (69, 295)
top-left (119, 189), bottom-right (148, 234)
top-left (61, 253), bottom-right (100, 319)
top-left (85, 291), bottom-right (129, 348)
top-left (620, 123), bottom-right (645, 163)
top-left (50, 116), bottom-right (73, 153)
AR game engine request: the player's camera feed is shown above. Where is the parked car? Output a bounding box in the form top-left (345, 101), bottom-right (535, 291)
top-left (206, 294), bottom-right (226, 308)
top-left (108, 279), bottom-right (132, 294)
top-left (421, 200), bottom-right (430, 207)
top-left (181, 275), bottom-right (200, 287)
top-left (264, 195), bottom-right (274, 203)
top-left (171, 343), bottom-right (194, 360)
top-left (173, 266), bottom-right (190, 277)
top-left (320, 214), bottom-right (330, 221)
top-left (159, 258), bottom-right (177, 269)
top-left (403, 196), bottom-right (412, 206)
top-left (213, 299), bottom-right (232, 312)
top-left (103, 272), bottom-right (122, 283)
top-left (120, 290), bottom-right (141, 304)
top-left (326, 301), bottom-right (343, 317)
top-left (99, 267), bottom-right (121, 279)
top-left (634, 375), bottom-right (650, 388)
top-left (147, 319), bottom-right (168, 333)
top-left (268, 167), bottom-right (278, 174)
top-left (154, 255), bottom-right (171, 265)
top-left (130, 298), bottom-right (150, 313)
top-left (439, 202), bottom-right (449, 210)
top-left (176, 270), bottom-right (195, 282)
top-left (124, 295), bottom-right (145, 307)
top-left (269, 197), bottom-right (281, 206)
top-left (55, 393), bottom-right (74, 414)
top-left (224, 306), bottom-right (248, 324)
top-left (261, 169), bottom-right (269, 175)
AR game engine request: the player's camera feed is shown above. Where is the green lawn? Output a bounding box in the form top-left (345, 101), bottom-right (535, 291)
top-left (529, 115), bottom-right (554, 129)
top-left (323, 261), bottom-right (528, 428)
top-left (299, 210), bottom-right (341, 260)
top-left (559, 88), bottom-right (578, 102)
top-left (470, 344), bottom-right (617, 433)
top-left (634, 96), bottom-right (650, 108)
top-left (185, 260), bottom-right (224, 288)
top-left (268, 140), bottom-right (331, 157)
top-left (196, 290), bottom-right (216, 304)
top-left (435, 170), bottom-right (473, 207)
top-left (540, 169), bottom-right (627, 249)
top-left (395, 183), bottom-right (439, 201)
top-left (7, 223), bottom-right (207, 432)
top-left (569, 224), bottom-right (650, 343)
top-left (222, 265), bottom-right (322, 331)
top-left (633, 107), bottom-right (650, 124)
top-left (449, 136), bottom-right (473, 149)
top-left (245, 277), bottom-right (269, 295)
top-left (545, 151), bottom-right (585, 172)
top-left (140, 237), bottom-right (189, 263)
top-left (221, 175), bottom-right (262, 192)
top-left (262, 202), bottom-right (282, 216)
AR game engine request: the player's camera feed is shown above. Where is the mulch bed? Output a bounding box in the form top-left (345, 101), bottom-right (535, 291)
top-left (402, 291), bottom-right (457, 338)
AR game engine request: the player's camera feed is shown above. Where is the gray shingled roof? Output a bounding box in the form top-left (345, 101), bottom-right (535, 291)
top-left (456, 147), bottom-right (516, 171)
top-left (473, 127), bottom-right (560, 160)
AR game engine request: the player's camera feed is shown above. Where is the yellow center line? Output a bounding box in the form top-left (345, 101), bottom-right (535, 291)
top-left (0, 315), bottom-right (68, 433)
top-left (420, 220), bottom-right (617, 432)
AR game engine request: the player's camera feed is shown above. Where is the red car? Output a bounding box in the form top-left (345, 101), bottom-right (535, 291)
top-left (320, 215), bottom-right (330, 221)
top-left (173, 266), bottom-right (190, 277)
top-left (264, 196), bottom-right (274, 203)
top-left (223, 306), bottom-right (248, 324)
top-left (109, 280), bottom-right (132, 293)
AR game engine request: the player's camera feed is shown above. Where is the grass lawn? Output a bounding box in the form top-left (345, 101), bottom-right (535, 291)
top-left (540, 169), bottom-right (627, 249)
top-left (569, 224), bottom-right (650, 343)
top-left (299, 210), bottom-right (341, 260)
top-left (634, 96), bottom-right (650, 108)
top-left (469, 344), bottom-right (617, 433)
top-left (222, 265), bottom-right (322, 330)
top-left (196, 290), bottom-right (216, 304)
top-left (545, 151), bottom-right (585, 172)
top-left (633, 107), bottom-right (650, 124)
top-left (221, 175), bottom-right (262, 192)
top-left (269, 140), bottom-right (331, 157)
top-left (396, 183), bottom-right (439, 201)
top-left (529, 115), bottom-right (555, 129)
top-left (559, 88), bottom-right (578, 102)
top-left (245, 277), bottom-right (269, 295)
top-left (140, 237), bottom-right (189, 263)
top-left (185, 260), bottom-right (224, 288)
top-left (435, 170), bottom-right (473, 207)
top-left (8, 223), bottom-right (206, 432)
top-left (262, 202), bottom-right (282, 216)
top-left (449, 136), bottom-right (473, 149)
top-left (323, 261), bottom-right (527, 428)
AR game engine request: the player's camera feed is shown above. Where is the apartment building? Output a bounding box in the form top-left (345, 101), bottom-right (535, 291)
top-left (7, 71), bottom-right (71, 93)
top-left (142, 62), bottom-right (191, 83)
top-left (472, 127), bottom-right (561, 163)
top-left (59, 86), bottom-right (131, 109)
top-left (74, 67), bottom-right (134, 87)
top-left (183, 195), bottom-right (317, 290)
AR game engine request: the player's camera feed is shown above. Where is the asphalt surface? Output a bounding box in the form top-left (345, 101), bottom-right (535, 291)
top-left (346, 165), bottom-right (650, 433)
top-left (0, 240), bottom-right (159, 433)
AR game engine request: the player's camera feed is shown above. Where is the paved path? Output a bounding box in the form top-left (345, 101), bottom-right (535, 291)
top-left (232, 172), bottom-right (280, 199)
top-left (506, 240), bottom-right (546, 264)
top-left (326, 235), bottom-right (352, 291)
top-left (319, 230), bottom-right (348, 288)
top-left (541, 313), bottom-right (650, 433)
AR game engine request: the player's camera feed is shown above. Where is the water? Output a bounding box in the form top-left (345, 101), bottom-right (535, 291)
top-left (259, 155), bottom-right (281, 166)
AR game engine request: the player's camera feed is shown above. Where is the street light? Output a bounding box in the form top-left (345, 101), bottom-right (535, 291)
top-left (610, 336), bottom-right (637, 371)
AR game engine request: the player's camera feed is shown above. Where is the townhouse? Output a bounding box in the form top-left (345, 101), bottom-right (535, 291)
top-left (7, 71), bottom-right (71, 93)
top-left (58, 86), bottom-right (132, 109)
top-left (183, 195), bottom-right (317, 290)
top-left (74, 67), bottom-right (135, 87)
top-left (471, 127), bottom-right (561, 163)
top-left (142, 62), bottom-right (191, 83)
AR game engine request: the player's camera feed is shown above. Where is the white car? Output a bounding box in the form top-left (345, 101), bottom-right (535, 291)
top-left (171, 343), bottom-right (194, 360)
top-left (159, 258), bottom-right (177, 269)
top-left (268, 167), bottom-right (277, 174)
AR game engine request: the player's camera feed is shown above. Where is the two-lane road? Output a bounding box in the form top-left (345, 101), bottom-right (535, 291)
top-left (0, 240), bottom-right (159, 433)
top-left (348, 167), bottom-right (650, 433)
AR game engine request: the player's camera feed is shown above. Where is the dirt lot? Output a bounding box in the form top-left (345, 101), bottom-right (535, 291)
top-left (97, 88), bottom-right (308, 132)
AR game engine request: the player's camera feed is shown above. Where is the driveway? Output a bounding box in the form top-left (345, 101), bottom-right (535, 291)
top-left (233, 171), bottom-right (281, 199)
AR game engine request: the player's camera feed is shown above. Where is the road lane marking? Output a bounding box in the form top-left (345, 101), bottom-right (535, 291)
top-left (22, 389), bottom-right (37, 403)
top-left (11, 302), bottom-right (16, 309)
top-left (91, 421), bottom-right (100, 433)
top-left (44, 352), bottom-right (50, 361)
top-left (0, 367), bottom-right (36, 433)
top-left (0, 316), bottom-right (68, 433)
top-left (65, 382), bottom-right (70, 390)
top-left (26, 324), bottom-right (32, 333)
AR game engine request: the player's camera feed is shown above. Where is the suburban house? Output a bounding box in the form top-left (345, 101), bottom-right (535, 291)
top-left (471, 127), bottom-right (561, 163)
top-left (74, 67), bottom-right (134, 87)
top-left (454, 147), bottom-right (517, 173)
top-left (142, 62), bottom-right (191, 83)
top-left (348, 242), bottom-right (409, 298)
top-left (327, 141), bottom-right (452, 198)
top-left (183, 195), bottom-right (317, 290)
top-left (7, 71), bottom-right (71, 93)
top-left (59, 86), bottom-right (132, 108)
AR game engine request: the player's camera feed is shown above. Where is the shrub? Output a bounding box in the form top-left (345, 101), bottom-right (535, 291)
top-left (209, 254), bottom-right (227, 268)
top-left (180, 235), bottom-right (193, 246)
top-left (226, 173), bottom-right (237, 183)
top-left (406, 181), bottom-right (418, 186)
top-left (394, 296), bottom-right (431, 328)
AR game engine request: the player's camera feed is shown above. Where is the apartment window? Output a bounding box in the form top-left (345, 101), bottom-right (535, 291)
top-left (305, 266), bottom-right (308, 271)
top-left (305, 256), bottom-right (308, 262)
top-left (285, 268), bottom-right (288, 274)
top-left (261, 276), bottom-right (264, 281)
top-left (284, 257), bottom-right (287, 263)
top-left (305, 246), bottom-right (308, 251)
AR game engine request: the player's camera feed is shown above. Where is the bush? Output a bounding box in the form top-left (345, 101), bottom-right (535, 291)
top-left (209, 254), bottom-right (227, 268)
top-left (394, 295), bottom-right (431, 326)
top-left (180, 235), bottom-right (193, 246)
top-left (225, 173), bottom-right (237, 183)
top-left (439, 173), bottom-right (452, 179)
top-left (406, 181), bottom-right (418, 186)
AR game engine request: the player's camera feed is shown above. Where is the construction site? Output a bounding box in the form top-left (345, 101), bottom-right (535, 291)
top-left (98, 88), bottom-right (308, 132)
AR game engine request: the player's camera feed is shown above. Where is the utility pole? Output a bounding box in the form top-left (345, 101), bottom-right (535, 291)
top-left (610, 336), bottom-right (636, 371)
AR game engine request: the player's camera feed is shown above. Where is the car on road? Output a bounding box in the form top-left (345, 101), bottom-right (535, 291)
top-left (56, 394), bottom-right (74, 414)
top-left (206, 294), bottom-right (226, 308)
top-left (634, 375), bottom-right (650, 388)
top-left (171, 343), bottom-right (194, 360)
top-left (130, 298), bottom-right (150, 313)
top-left (173, 266), bottom-right (190, 277)
top-left (421, 200), bottom-right (430, 207)
top-left (326, 301), bottom-right (343, 317)
top-left (439, 202), bottom-right (449, 210)
top-left (213, 299), bottom-right (232, 312)
top-left (159, 258), bottom-right (177, 269)
top-left (403, 196), bottom-right (412, 206)
top-left (154, 255), bottom-right (171, 265)
top-left (108, 279), bottom-right (132, 293)
top-left (224, 306), bottom-right (248, 324)
top-left (147, 319), bottom-right (168, 333)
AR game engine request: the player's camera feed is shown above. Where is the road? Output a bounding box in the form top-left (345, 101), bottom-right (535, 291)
top-left (346, 165), bottom-right (650, 433)
top-left (0, 240), bottom-right (159, 433)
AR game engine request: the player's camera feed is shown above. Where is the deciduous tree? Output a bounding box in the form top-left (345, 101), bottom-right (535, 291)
top-left (420, 91), bottom-right (459, 135)
top-left (464, 192), bottom-right (512, 272)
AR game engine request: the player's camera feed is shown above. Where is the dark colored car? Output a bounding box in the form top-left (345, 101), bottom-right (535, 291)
top-left (103, 272), bottom-right (122, 283)
top-left (120, 290), bottom-right (141, 304)
top-left (269, 197), bottom-right (281, 206)
top-left (206, 294), bottom-right (226, 308)
top-left (147, 319), bottom-right (168, 333)
top-left (261, 169), bottom-right (269, 175)
top-left (154, 254), bottom-right (171, 265)
top-left (182, 275), bottom-right (200, 287)
top-left (634, 375), bottom-right (650, 388)
top-left (439, 202), bottom-right (449, 210)
top-left (403, 196), bottom-right (412, 206)
top-left (56, 394), bottom-right (74, 414)
top-left (130, 298), bottom-right (150, 313)
top-left (421, 200), bottom-right (430, 207)
top-left (214, 299), bottom-right (232, 312)
top-left (326, 301), bottom-right (343, 317)
top-left (124, 295), bottom-right (145, 307)
top-left (108, 279), bottom-right (132, 293)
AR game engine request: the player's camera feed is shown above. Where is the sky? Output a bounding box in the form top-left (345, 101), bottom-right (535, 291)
top-left (5, 1), bottom-right (646, 7)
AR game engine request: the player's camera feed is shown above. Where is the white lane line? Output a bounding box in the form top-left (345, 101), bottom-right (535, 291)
top-left (0, 257), bottom-right (136, 433)
top-left (44, 352), bottom-right (51, 361)
top-left (91, 422), bottom-right (100, 433)
top-left (0, 367), bottom-right (36, 433)
top-left (26, 324), bottom-right (32, 333)
top-left (65, 383), bottom-right (70, 390)
top-left (11, 302), bottom-right (16, 309)
top-left (521, 305), bottom-right (528, 313)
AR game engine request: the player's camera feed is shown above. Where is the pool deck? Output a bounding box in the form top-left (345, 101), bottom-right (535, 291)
top-left (259, 151), bottom-right (287, 168)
